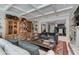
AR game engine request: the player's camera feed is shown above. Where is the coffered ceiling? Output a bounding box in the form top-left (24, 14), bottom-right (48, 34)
top-left (0, 4), bottom-right (77, 20)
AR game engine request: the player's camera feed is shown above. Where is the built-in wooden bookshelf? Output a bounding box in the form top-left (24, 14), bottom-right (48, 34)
top-left (5, 14), bottom-right (19, 39)
top-left (5, 14), bottom-right (32, 40)
top-left (19, 18), bottom-right (32, 40)
top-left (19, 18), bottom-right (27, 40)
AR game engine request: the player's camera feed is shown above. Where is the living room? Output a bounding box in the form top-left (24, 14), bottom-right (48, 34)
top-left (0, 4), bottom-right (79, 55)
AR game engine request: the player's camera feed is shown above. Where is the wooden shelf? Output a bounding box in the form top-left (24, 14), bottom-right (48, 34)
top-left (19, 18), bottom-right (32, 40)
top-left (5, 17), bottom-right (19, 39)
top-left (5, 15), bottom-right (32, 41)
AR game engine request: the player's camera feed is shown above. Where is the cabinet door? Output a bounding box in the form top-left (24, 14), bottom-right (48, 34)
top-left (8, 20), bottom-right (13, 34)
top-left (5, 19), bottom-right (8, 35)
top-left (13, 21), bottom-right (17, 34)
top-left (27, 21), bottom-right (32, 32)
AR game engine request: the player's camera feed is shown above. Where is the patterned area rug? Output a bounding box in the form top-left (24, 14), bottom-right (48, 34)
top-left (54, 41), bottom-right (68, 55)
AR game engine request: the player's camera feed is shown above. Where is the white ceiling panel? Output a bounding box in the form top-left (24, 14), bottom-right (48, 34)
top-left (0, 4), bottom-right (9, 10)
top-left (53, 4), bottom-right (73, 10)
top-left (47, 19), bottom-right (66, 24)
top-left (28, 10), bottom-right (42, 16)
top-left (13, 4), bottom-right (35, 11)
top-left (0, 4), bottom-right (75, 20)
top-left (31, 4), bottom-right (43, 8)
top-left (23, 14), bottom-right (34, 19)
top-left (23, 10), bottom-right (42, 19)
top-left (39, 5), bottom-right (55, 14)
top-left (7, 7), bottom-right (24, 15)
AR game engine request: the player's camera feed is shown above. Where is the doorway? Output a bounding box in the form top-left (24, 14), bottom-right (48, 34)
top-left (58, 24), bottom-right (66, 36)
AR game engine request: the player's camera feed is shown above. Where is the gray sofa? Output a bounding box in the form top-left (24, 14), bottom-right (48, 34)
top-left (18, 40), bottom-right (39, 55)
top-left (8, 39), bottom-right (39, 55)
top-left (39, 33), bottom-right (58, 48)
top-left (8, 39), bottom-right (18, 45)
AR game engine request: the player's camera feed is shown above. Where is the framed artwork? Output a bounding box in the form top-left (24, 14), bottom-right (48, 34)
top-left (33, 24), bottom-right (38, 33)
top-left (41, 24), bottom-right (46, 33)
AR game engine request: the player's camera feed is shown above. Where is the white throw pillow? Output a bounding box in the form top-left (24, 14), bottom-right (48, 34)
top-left (0, 47), bottom-right (6, 55)
top-left (46, 50), bottom-right (55, 55)
top-left (4, 44), bottom-right (30, 55)
top-left (0, 38), bottom-right (11, 48)
top-left (39, 49), bottom-right (46, 55)
top-left (4, 45), bottom-right (20, 55)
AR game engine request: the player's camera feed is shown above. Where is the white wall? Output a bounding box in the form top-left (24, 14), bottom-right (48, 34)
top-left (65, 16), bottom-right (70, 39)
top-left (38, 22), bottom-right (49, 33)
top-left (35, 13), bottom-right (70, 39)
top-left (0, 12), bottom-right (5, 38)
top-left (49, 24), bottom-right (55, 33)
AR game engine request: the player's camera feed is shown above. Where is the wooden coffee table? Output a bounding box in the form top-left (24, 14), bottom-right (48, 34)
top-left (26, 39), bottom-right (51, 49)
top-left (26, 39), bottom-right (68, 55)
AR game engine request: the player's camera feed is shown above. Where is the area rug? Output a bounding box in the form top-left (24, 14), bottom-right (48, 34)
top-left (54, 41), bottom-right (68, 55)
